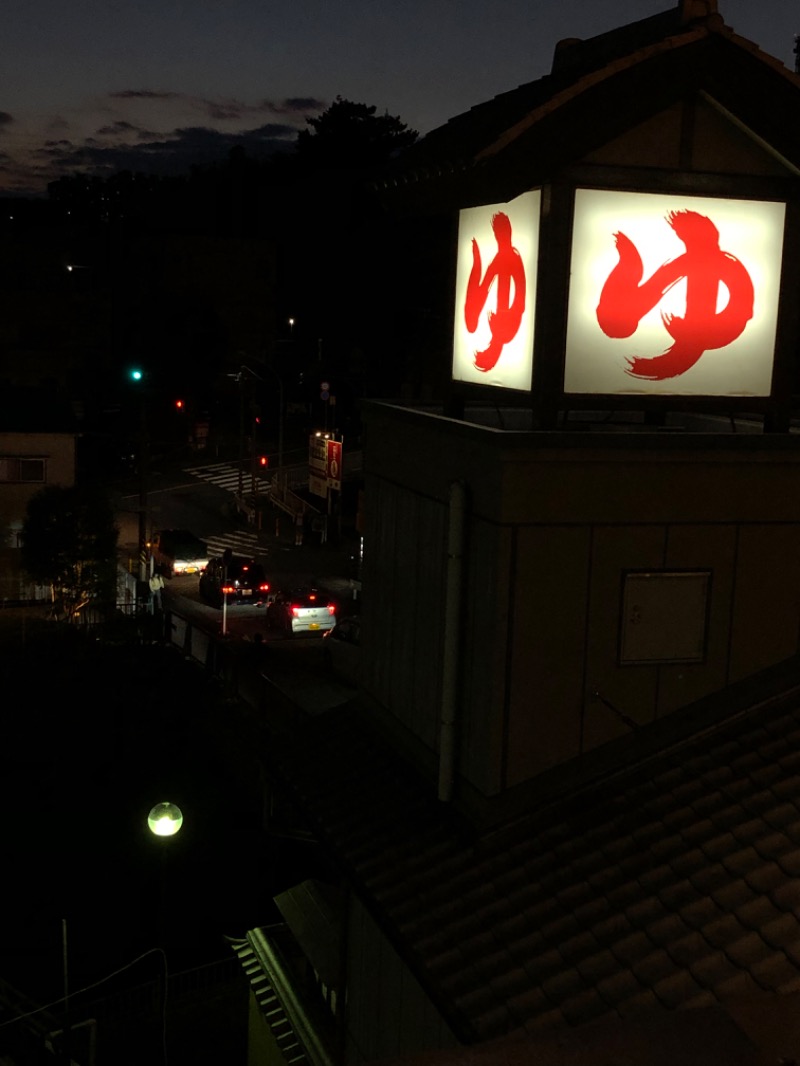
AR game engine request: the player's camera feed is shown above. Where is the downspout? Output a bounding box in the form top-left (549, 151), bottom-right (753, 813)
top-left (438, 480), bottom-right (467, 802)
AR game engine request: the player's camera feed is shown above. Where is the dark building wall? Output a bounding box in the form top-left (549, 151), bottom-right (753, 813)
top-left (0, 430), bottom-right (76, 599)
top-left (583, 96), bottom-right (791, 176)
top-left (361, 403), bottom-right (800, 805)
top-left (345, 895), bottom-right (458, 1062)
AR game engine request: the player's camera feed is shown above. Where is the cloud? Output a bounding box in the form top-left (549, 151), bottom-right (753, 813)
top-left (29, 121), bottom-right (299, 181)
top-left (109, 89), bottom-right (181, 101)
top-left (95, 120), bottom-right (142, 137)
top-left (0, 90), bottom-right (326, 196)
top-left (107, 88), bottom-right (325, 126)
top-left (202, 100), bottom-right (247, 121)
top-left (266, 97), bottom-right (326, 116)
top-left (196, 95), bottom-right (325, 123)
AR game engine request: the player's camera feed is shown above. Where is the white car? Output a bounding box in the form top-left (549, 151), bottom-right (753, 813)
top-left (150, 529), bottom-right (208, 577)
top-left (266, 586), bottom-right (337, 636)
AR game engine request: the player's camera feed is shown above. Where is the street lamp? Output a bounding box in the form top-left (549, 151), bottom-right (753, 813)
top-left (147, 802), bottom-right (184, 988)
top-left (128, 368), bottom-right (150, 587)
top-left (147, 802), bottom-right (184, 837)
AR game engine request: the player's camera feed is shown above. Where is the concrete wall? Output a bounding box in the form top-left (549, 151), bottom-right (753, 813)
top-left (345, 894), bottom-right (458, 1063)
top-left (0, 430), bottom-right (76, 538)
top-left (0, 431), bottom-right (76, 599)
top-left (360, 404), bottom-right (800, 801)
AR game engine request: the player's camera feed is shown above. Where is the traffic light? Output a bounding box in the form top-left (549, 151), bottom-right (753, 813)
top-left (259, 455), bottom-right (269, 469)
top-left (129, 368), bottom-right (143, 382)
top-left (175, 399), bottom-right (185, 410)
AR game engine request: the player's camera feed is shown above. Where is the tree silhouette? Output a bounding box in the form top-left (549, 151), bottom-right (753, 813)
top-left (296, 96), bottom-right (418, 171)
top-left (21, 485), bottom-right (119, 621)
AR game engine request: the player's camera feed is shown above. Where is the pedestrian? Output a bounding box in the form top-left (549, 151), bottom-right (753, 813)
top-left (149, 572), bottom-right (165, 609)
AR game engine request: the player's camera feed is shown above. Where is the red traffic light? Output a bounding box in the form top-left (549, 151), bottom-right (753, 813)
top-left (175, 399), bottom-right (185, 410)
top-left (259, 455), bottom-right (269, 468)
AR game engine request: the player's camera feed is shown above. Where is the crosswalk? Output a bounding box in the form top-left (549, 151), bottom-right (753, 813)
top-left (184, 461), bottom-right (271, 495)
top-left (204, 530), bottom-right (262, 559)
top-left (181, 463), bottom-right (267, 560)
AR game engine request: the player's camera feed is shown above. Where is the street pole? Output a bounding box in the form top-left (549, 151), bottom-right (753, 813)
top-left (132, 370), bottom-right (150, 595)
top-left (277, 375), bottom-right (285, 473)
top-left (237, 373), bottom-right (245, 501)
top-left (251, 398), bottom-right (257, 504)
top-left (61, 918), bottom-right (71, 1065)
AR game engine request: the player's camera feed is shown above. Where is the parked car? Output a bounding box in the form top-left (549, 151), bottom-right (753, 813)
top-left (199, 556), bottom-right (271, 608)
top-left (266, 586), bottom-right (337, 635)
top-left (322, 615), bottom-right (361, 685)
top-left (150, 529), bottom-right (208, 577)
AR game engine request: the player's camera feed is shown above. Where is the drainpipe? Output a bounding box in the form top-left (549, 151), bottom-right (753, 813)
top-left (438, 481), bottom-right (467, 802)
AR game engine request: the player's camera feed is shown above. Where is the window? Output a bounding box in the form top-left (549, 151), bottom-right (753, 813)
top-left (620, 570), bottom-right (711, 665)
top-left (0, 457), bottom-right (46, 483)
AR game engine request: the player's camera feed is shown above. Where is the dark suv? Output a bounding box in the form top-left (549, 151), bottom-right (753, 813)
top-left (199, 556), bottom-right (271, 608)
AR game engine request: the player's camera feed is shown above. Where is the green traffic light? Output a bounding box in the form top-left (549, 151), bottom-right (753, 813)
top-left (130, 369), bottom-right (143, 381)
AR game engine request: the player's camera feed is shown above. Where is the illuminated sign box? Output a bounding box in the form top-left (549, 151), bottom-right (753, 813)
top-left (452, 190), bottom-right (541, 392)
top-left (564, 189), bottom-right (786, 397)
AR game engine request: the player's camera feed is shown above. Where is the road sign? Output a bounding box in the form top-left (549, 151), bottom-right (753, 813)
top-left (326, 439), bottom-right (342, 490)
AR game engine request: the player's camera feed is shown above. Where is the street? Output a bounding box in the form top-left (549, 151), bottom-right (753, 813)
top-left (113, 451), bottom-right (361, 643)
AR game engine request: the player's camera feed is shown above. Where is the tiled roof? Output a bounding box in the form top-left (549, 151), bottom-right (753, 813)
top-left (394, 4), bottom-right (690, 172)
top-left (383, 2), bottom-right (800, 210)
top-left (261, 679), bottom-right (800, 1045)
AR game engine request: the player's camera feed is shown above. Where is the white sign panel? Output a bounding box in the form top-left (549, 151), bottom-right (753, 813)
top-left (564, 189), bottom-right (786, 396)
top-left (452, 190), bottom-right (541, 391)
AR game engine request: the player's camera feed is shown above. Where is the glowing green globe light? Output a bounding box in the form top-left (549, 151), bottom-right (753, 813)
top-left (130, 368), bottom-right (143, 382)
top-left (147, 802), bottom-right (184, 837)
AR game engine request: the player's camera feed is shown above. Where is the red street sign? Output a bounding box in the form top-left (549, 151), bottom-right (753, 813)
top-left (326, 439), bottom-right (342, 490)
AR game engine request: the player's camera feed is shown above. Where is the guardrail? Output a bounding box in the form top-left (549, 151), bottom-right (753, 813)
top-left (160, 605), bottom-right (304, 732)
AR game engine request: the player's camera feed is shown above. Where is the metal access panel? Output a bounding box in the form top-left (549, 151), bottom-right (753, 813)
top-left (619, 570), bottom-right (711, 665)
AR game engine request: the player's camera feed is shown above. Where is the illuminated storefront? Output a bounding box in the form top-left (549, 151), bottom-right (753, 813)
top-left (564, 189), bottom-right (786, 397)
top-left (452, 190), bottom-right (541, 392)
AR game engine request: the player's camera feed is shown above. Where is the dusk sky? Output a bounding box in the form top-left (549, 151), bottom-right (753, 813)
top-left (3, 0), bottom-right (799, 197)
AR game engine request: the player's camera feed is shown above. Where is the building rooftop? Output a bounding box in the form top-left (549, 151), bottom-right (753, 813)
top-left (256, 659), bottom-right (800, 1050)
top-left (383, 0), bottom-right (800, 212)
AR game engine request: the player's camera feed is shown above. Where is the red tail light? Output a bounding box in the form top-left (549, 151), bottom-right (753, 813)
top-left (291, 606), bottom-right (301, 617)
top-left (327, 605), bottom-right (336, 615)
top-left (222, 585), bottom-right (235, 594)
top-left (258, 583), bottom-right (270, 593)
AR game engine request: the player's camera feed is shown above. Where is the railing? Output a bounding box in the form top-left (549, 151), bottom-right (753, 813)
top-left (269, 472), bottom-right (320, 520)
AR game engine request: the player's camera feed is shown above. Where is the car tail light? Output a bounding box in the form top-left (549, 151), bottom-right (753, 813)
top-left (222, 585), bottom-right (235, 594)
top-left (291, 605), bottom-right (301, 617)
top-left (258, 583), bottom-right (270, 593)
top-left (327, 605), bottom-right (336, 615)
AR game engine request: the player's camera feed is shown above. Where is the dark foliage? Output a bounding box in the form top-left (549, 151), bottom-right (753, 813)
top-left (21, 484), bottom-right (119, 619)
